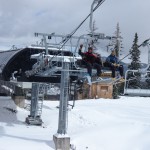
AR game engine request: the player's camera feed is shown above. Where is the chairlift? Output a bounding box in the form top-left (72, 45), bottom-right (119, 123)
top-left (124, 68), bottom-right (150, 97)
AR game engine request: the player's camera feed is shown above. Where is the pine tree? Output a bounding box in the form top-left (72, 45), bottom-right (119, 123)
top-left (129, 33), bottom-right (141, 70)
top-left (128, 33), bottom-right (141, 88)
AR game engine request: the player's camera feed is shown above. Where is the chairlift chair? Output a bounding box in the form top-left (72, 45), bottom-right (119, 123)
top-left (124, 67), bottom-right (150, 97)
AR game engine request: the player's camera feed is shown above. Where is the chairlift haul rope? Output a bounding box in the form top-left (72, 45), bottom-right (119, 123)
top-left (49, 0), bottom-right (105, 62)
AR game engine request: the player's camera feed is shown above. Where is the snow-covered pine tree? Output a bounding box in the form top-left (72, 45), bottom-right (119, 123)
top-left (128, 33), bottom-right (141, 88)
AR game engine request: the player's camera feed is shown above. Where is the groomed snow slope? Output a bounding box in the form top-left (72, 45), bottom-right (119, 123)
top-left (0, 96), bottom-right (150, 150)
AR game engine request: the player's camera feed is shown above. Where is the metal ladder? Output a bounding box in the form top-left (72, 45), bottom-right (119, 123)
top-left (25, 83), bottom-right (45, 125)
top-left (36, 83), bottom-right (44, 116)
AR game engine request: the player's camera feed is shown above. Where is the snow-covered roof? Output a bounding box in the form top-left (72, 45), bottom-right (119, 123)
top-left (0, 49), bottom-right (20, 70)
top-left (27, 45), bottom-right (69, 52)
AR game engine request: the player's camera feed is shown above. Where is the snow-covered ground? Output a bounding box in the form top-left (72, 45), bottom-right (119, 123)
top-left (0, 96), bottom-right (150, 150)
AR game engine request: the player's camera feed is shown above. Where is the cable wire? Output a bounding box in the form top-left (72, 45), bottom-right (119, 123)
top-left (49, 0), bottom-right (105, 62)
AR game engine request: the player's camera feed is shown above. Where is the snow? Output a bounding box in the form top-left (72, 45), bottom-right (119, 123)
top-left (0, 96), bottom-right (150, 150)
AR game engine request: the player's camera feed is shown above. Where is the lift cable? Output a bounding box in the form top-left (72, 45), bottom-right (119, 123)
top-left (49, 0), bottom-right (105, 62)
top-left (119, 38), bottom-right (150, 63)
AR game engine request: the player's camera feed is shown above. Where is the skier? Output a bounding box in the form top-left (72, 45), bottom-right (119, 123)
top-left (105, 49), bottom-right (124, 80)
top-left (78, 44), bottom-right (101, 77)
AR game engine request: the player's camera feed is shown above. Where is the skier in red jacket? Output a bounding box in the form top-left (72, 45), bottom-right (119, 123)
top-left (78, 44), bottom-right (101, 77)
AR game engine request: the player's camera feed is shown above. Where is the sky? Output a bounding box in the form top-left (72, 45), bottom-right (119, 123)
top-left (0, 0), bottom-right (150, 52)
top-left (0, 96), bottom-right (150, 150)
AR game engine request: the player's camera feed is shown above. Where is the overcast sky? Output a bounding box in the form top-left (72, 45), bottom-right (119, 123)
top-left (0, 0), bottom-right (150, 52)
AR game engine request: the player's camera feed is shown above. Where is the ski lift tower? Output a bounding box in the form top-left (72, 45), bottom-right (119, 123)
top-left (53, 58), bottom-right (71, 150)
top-left (25, 83), bottom-right (45, 125)
top-left (53, 1), bottom-right (106, 149)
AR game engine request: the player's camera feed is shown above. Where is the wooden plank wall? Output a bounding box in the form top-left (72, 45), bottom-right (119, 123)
top-left (76, 82), bottom-right (113, 99)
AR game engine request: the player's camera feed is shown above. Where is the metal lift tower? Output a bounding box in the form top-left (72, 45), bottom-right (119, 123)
top-left (53, 59), bottom-right (70, 150)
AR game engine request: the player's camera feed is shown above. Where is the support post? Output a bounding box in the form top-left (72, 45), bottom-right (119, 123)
top-left (43, 35), bottom-right (48, 55)
top-left (25, 83), bottom-right (43, 125)
top-left (53, 60), bottom-right (70, 150)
